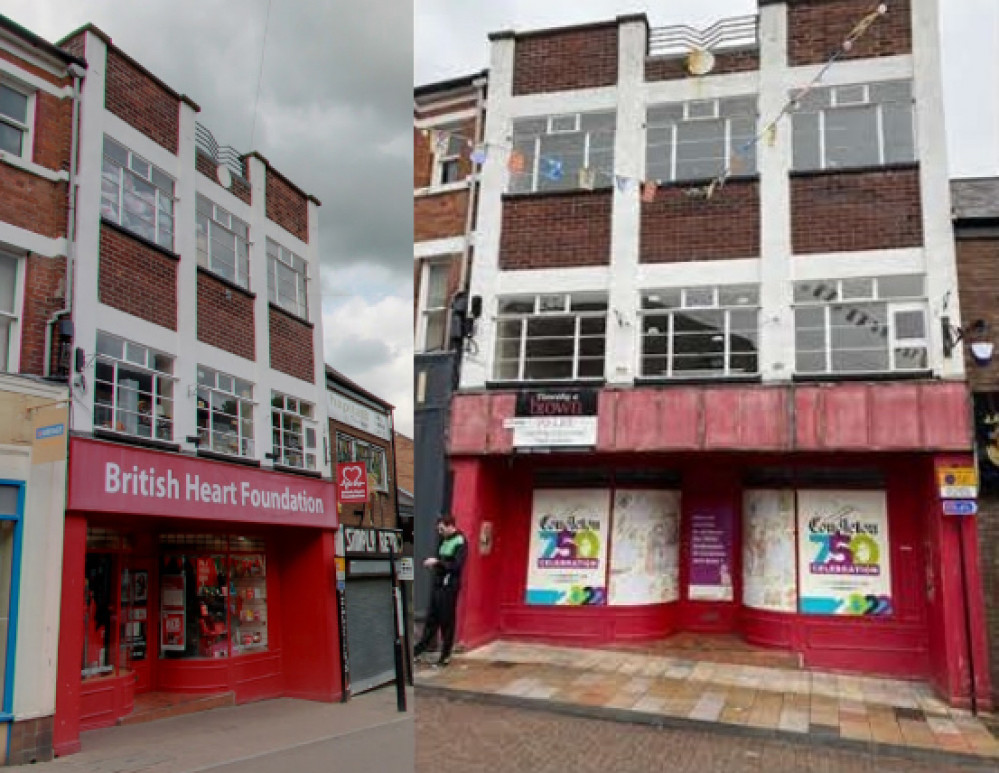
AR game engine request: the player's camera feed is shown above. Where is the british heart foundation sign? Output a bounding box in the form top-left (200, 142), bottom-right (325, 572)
top-left (337, 463), bottom-right (368, 503)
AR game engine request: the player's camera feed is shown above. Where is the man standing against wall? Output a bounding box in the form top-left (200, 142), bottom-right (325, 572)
top-left (414, 515), bottom-right (467, 667)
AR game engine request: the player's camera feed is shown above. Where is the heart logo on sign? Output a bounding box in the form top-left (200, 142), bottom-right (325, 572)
top-left (343, 466), bottom-right (362, 484)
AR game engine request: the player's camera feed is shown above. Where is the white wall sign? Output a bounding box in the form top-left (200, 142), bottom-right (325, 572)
top-left (526, 489), bottom-right (610, 606)
top-left (743, 490), bottom-right (797, 613)
top-left (504, 416), bottom-right (598, 447)
top-left (797, 490), bottom-right (893, 617)
top-left (608, 490), bottom-right (680, 606)
top-left (327, 390), bottom-right (392, 440)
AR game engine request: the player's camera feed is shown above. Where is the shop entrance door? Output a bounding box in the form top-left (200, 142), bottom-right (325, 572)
top-left (121, 559), bottom-right (154, 693)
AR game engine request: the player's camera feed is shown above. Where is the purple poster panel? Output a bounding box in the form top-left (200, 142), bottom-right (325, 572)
top-left (688, 509), bottom-right (733, 601)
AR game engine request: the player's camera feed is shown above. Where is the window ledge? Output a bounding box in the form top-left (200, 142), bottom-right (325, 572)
top-left (93, 428), bottom-right (181, 453)
top-left (634, 375), bottom-right (762, 386)
top-left (414, 180), bottom-right (472, 198)
top-left (268, 302), bottom-right (314, 328)
top-left (101, 217), bottom-right (181, 261)
top-left (654, 173), bottom-right (760, 190)
top-left (0, 150), bottom-right (69, 183)
top-left (502, 187), bottom-right (613, 202)
top-left (196, 266), bottom-right (256, 299)
top-left (789, 163), bottom-right (920, 180)
top-left (485, 379), bottom-right (607, 390)
top-left (271, 463), bottom-right (323, 479)
top-left (197, 448), bottom-right (261, 467)
top-left (791, 371), bottom-right (932, 383)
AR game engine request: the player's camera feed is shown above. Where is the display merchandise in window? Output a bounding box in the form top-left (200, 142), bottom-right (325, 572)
top-left (271, 393), bottom-right (317, 470)
top-left (94, 331), bottom-right (175, 440)
top-left (231, 554), bottom-right (268, 653)
top-left (83, 553), bottom-right (120, 678)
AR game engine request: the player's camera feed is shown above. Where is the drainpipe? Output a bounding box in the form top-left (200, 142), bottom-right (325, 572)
top-left (44, 62), bottom-right (85, 380)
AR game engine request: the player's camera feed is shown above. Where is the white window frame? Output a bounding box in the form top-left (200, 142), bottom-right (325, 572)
top-left (266, 239), bottom-right (309, 320)
top-left (0, 81), bottom-right (34, 160)
top-left (271, 392), bottom-right (318, 470)
top-left (0, 251), bottom-right (24, 373)
top-left (431, 125), bottom-right (465, 188)
top-left (100, 136), bottom-right (176, 250)
top-left (196, 365), bottom-right (255, 458)
top-left (791, 81), bottom-right (916, 172)
top-left (196, 194), bottom-right (251, 290)
top-left (638, 285), bottom-right (761, 379)
top-left (336, 433), bottom-right (389, 492)
top-left (93, 331), bottom-right (176, 441)
top-left (792, 276), bottom-right (929, 376)
top-left (416, 260), bottom-right (451, 353)
top-left (492, 293), bottom-right (608, 382)
top-left (646, 96), bottom-right (758, 183)
top-left (511, 111), bottom-right (616, 194)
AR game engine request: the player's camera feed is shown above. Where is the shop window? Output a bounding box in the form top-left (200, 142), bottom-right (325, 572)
top-left (646, 96), bottom-right (758, 183)
top-left (0, 251), bottom-right (19, 372)
top-left (790, 81), bottom-right (916, 171)
top-left (197, 365), bottom-right (255, 457)
top-left (510, 111), bottom-right (616, 194)
top-left (159, 535), bottom-right (268, 659)
top-left (266, 238), bottom-right (309, 320)
top-left (639, 285), bottom-right (760, 379)
top-left (271, 392), bottom-right (317, 470)
top-left (793, 275), bottom-right (928, 375)
top-left (94, 331), bottom-right (175, 440)
top-left (101, 136), bottom-right (176, 249)
top-left (337, 434), bottom-right (388, 491)
top-left (82, 528), bottom-right (135, 681)
top-left (196, 194), bottom-right (250, 289)
top-left (493, 293), bottom-right (608, 382)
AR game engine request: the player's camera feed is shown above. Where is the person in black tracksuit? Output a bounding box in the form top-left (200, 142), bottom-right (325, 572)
top-left (414, 514), bottom-right (467, 667)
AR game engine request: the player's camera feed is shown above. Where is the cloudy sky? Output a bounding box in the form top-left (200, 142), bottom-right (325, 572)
top-left (8, 0), bottom-right (415, 434)
top-left (416, 0), bottom-right (999, 179)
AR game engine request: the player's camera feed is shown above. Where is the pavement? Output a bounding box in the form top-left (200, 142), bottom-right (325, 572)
top-left (15, 687), bottom-right (414, 773)
top-left (415, 640), bottom-right (999, 767)
top-left (417, 693), bottom-right (998, 773)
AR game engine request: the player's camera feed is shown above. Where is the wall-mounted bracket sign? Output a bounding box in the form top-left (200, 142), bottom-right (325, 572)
top-left (504, 390), bottom-right (598, 448)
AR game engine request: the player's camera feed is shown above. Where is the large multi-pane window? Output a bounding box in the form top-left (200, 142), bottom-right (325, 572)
top-left (196, 366), bottom-right (255, 457)
top-left (640, 286), bottom-right (760, 378)
top-left (196, 195), bottom-right (250, 289)
top-left (646, 96), bottom-right (758, 183)
top-left (794, 275), bottom-right (928, 375)
top-left (0, 83), bottom-right (30, 157)
top-left (100, 137), bottom-right (176, 250)
top-left (94, 332), bottom-right (175, 440)
top-left (791, 81), bottom-right (916, 171)
top-left (271, 393), bottom-right (317, 470)
top-left (266, 239), bottom-right (308, 320)
top-left (0, 252), bottom-right (18, 372)
top-left (510, 111), bottom-right (616, 194)
top-left (493, 293), bottom-right (607, 382)
top-left (336, 434), bottom-right (388, 491)
top-left (419, 262), bottom-right (449, 352)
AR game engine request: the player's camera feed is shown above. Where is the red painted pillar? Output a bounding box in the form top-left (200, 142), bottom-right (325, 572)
top-left (451, 456), bottom-right (500, 649)
top-left (53, 514), bottom-right (87, 756)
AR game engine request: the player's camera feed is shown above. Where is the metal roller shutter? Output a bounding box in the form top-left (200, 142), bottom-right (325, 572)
top-left (344, 576), bottom-right (395, 694)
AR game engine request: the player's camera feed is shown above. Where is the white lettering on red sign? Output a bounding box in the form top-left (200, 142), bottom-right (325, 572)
top-left (337, 463), bottom-right (368, 503)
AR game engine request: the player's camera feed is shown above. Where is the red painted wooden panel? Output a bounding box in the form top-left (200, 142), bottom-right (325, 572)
top-left (449, 394), bottom-right (490, 454)
top-left (488, 393), bottom-right (516, 454)
top-left (870, 385), bottom-right (922, 448)
top-left (921, 383), bottom-right (972, 450)
top-left (703, 390), bottom-right (741, 448)
top-left (793, 387), bottom-right (822, 449)
top-left (596, 391), bottom-right (618, 451)
top-left (822, 385), bottom-right (870, 449)
top-left (614, 389), bottom-right (662, 451)
top-left (54, 514), bottom-right (87, 756)
top-left (657, 389), bottom-right (701, 449)
top-left (739, 388), bottom-right (788, 449)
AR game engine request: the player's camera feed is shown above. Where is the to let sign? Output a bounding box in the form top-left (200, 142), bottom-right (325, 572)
top-left (507, 389), bottom-right (598, 448)
top-left (337, 463), bottom-right (368, 503)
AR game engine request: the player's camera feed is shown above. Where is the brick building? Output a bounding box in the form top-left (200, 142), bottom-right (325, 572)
top-left (953, 177), bottom-right (999, 708)
top-left (441, 0), bottom-right (991, 710)
top-left (0, 16), bottom-right (343, 759)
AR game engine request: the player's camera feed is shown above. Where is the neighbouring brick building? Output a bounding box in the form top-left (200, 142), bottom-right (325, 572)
top-left (440, 0), bottom-right (992, 711)
top-left (953, 177), bottom-right (999, 708)
top-left (0, 16), bottom-right (344, 759)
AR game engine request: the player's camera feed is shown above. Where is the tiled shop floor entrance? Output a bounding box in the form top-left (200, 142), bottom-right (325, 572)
top-left (416, 641), bottom-right (999, 761)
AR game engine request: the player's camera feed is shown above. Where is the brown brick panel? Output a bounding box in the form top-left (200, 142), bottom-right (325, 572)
top-left (978, 495), bottom-right (999, 707)
top-left (269, 306), bottom-right (315, 383)
top-left (645, 49), bottom-right (760, 81)
top-left (33, 91), bottom-right (73, 172)
top-left (265, 167), bottom-right (309, 242)
top-left (790, 167), bottom-right (923, 254)
top-left (196, 270), bottom-right (255, 361)
top-left (195, 151), bottom-right (252, 205)
top-left (500, 190), bottom-right (612, 270)
top-left (98, 222), bottom-right (177, 330)
top-left (0, 164), bottom-right (67, 238)
top-left (957, 238), bottom-right (999, 391)
top-left (60, 33), bottom-right (86, 60)
top-left (788, 0), bottom-right (911, 66)
top-left (105, 48), bottom-right (180, 154)
top-left (414, 189), bottom-right (470, 241)
top-left (7, 715), bottom-right (54, 765)
top-left (394, 432), bottom-right (414, 494)
top-left (0, 49), bottom-right (71, 88)
top-left (18, 255), bottom-right (67, 377)
top-left (640, 180), bottom-right (760, 263)
top-left (513, 25), bottom-right (618, 95)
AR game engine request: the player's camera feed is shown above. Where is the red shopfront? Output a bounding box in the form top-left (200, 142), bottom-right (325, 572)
top-left (54, 437), bottom-right (341, 755)
top-left (447, 383), bottom-right (993, 710)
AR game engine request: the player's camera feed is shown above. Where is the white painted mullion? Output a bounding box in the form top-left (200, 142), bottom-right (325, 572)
top-left (667, 312), bottom-right (674, 378)
top-left (819, 111), bottom-right (827, 170)
top-left (724, 310), bottom-right (732, 376)
top-left (824, 305), bottom-right (833, 373)
top-left (876, 104), bottom-right (886, 165)
top-left (670, 125), bottom-right (677, 181)
top-left (518, 317), bottom-right (527, 381)
top-left (573, 315), bottom-right (582, 379)
top-left (531, 137), bottom-right (541, 193)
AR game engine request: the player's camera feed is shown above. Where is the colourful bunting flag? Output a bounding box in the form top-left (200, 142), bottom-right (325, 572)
top-left (470, 146), bottom-right (487, 166)
top-left (541, 157), bottom-right (563, 182)
top-left (614, 175), bottom-right (631, 192)
top-left (508, 150), bottom-right (526, 174)
top-left (641, 180), bottom-right (657, 203)
top-left (578, 167), bottom-right (596, 190)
